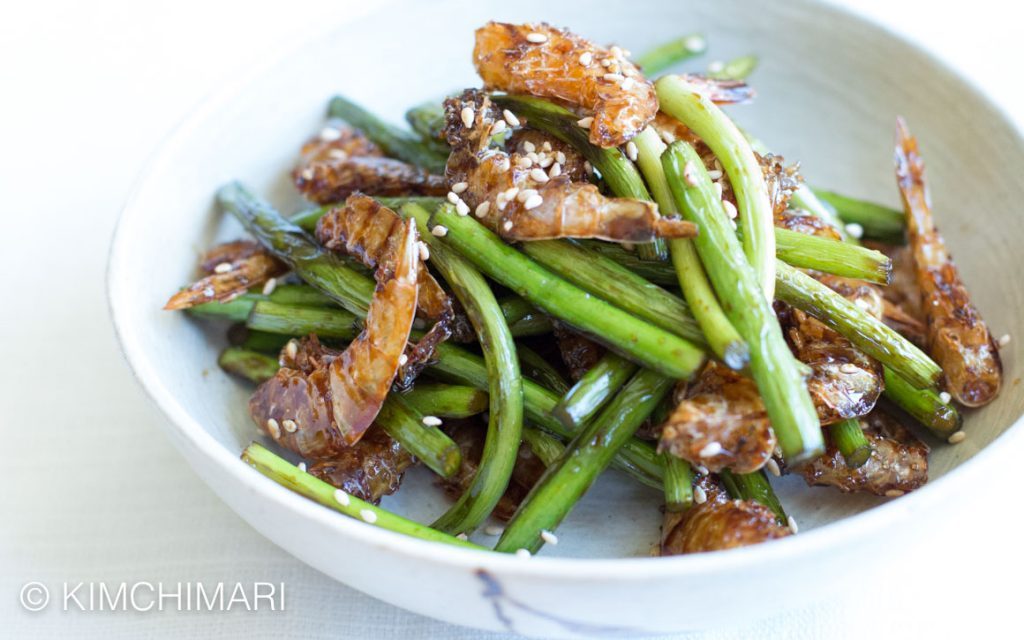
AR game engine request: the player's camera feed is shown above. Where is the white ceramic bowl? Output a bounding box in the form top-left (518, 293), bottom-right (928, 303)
top-left (109, 0), bottom-right (1024, 635)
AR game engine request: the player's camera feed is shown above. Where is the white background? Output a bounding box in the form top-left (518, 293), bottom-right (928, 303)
top-left (1, 1), bottom-right (1021, 637)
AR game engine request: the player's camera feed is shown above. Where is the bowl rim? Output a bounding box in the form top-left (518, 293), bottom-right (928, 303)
top-left (108, 0), bottom-right (1024, 580)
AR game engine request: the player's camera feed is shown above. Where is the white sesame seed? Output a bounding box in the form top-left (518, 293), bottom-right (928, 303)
top-left (998, 333), bottom-right (1012, 347)
top-left (578, 51), bottom-right (593, 66)
top-left (360, 509), bottom-right (378, 523)
top-left (584, 161), bottom-right (593, 174)
top-left (699, 441), bottom-right (723, 458)
top-left (729, 219), bottom-right (738, 230)
top-left (839, 363), bottom-right (860, 374)
top-left (524, 194), bottom-right (544, 210)
top-left (461, 106), bottom-right (475, 128)
top-left (515, 548), bottom-right (532, 558)
top-left (498, 157), bottom-right (511, 172)
top-left (948, 430), bottom-right (966, 444)
top-left (601, 57), bottom-right (613, 68)
top-left (526, 32), bottom-right (548, 44)
top-left (517, 188), bottom-right (538, 203)
top-left (503, 186), bottom-right (520, 200)
top-left (549, 162), bottom-right (562, 178)
top-left (285, 339), bottom-right (298, 361)
top-left (422, 415), bottom-right (443, 427)
top-left (456, 200), bottom-right (470, 216)
top-left (319, 127), bottom-right (342, 142)
top-left (555, 151), bottom-right (567, 164)
top-left (523, 141), bottom-right (536, 153)
top-left (265, 418), bottom-right (281, 439)
top-left (431, 225), bottom-right (448, 237)
top-left (693, 485), bottom-right (708, 504)
top-left (526, 151), bottom-right (539, 163)
top-left (451, 181), bottom-right (468, 194)
top-left (682, 161), bottom-right (699, 186)
top-left (625, 141), bottom-right (638, 161)
top-left (610, 46), bottom-right (624, 58)
top-left (540, 530), bottom-right (559, 545)
top-left (939, 391), bottom-right (952, 404)
top-left (399, 354), bottom-right (410, 367)
top-left (300, 167), bottom-right (314, 181)
top-left (475, 201), bottom-right (491, 219)
top-left (621, 77), bottom-right (636, 91)
top-left (297, 462), bottom-right (307, 472)
top-left (282, 419), bottom-right (298, 433)
top-left (706, 169), bottom-right (723, 180)
top-left (603, 72), bottom-right (625, 83)
top-left (708, 60), bottom-right (725, 73)
top-left (417, 242), bottom-right (430, 262)
top-left (529, 168), bottom-right (550, 183)
top-left (484, 525), bottom-right (505, 536)
top-left (713, 182), bottom-right (724, 198)
top-left (491, 120), bottom-right (507, 135)
top-left (885, 489), bottom-right (905, 498)
top-left (334, 489), bottom-right (351, 506)
top-left (542, 141), bottom-right (552, 152)
top-left (766, 458), bottom-right (781, 477)
top-left (516, 156), bottom-right (534, 168)
top-left (787, 516), bottom-right (799, 534)
top-left (659, 129), bottom-right (676, 144)
top-left (684, 35), bottom-right (706, 53)
top-left (577, 116), bottom-right (594, 129)
top-left (502, 109), bottom-right (520, 127)
top-left (213, 262), bottom-right (233, 274)
top-left (845, 222), bottom-right (864, 239)
top-left (328, 149), bottom-right (348, 160)
top-left (696, 465), bottom-right (709, 476)
top-left (447, 191), bottom-right (461, 204)
top-left (723, 200), bottom-right (738, 219)
top-left (502, 219), bottom-right (514, 231)
top-left (261, 277), bottom-right (277, 296)
top-left (537, 155), bottom-right (553, 168)
top-left (456, 533), bottom-right (469, 541)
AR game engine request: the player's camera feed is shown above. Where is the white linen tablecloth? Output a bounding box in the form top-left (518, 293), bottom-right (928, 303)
top-left (2, 1), bottom-right (1021, 637)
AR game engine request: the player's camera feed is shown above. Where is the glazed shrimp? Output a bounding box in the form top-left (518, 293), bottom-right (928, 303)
top-left (474, 22), bottom-right (657, 148)
top-left (658, 361), bottom-right (777, 474)
top-left (894, 118), bottom-right (1002, 406)
top-left (328, 217), bottom-right (419, 444)
top-left (801, 411), bottom-right (928, 496)
top-left (308, 428), bottom-right (415, 504)
top-left (164, 240), bottom-right (287, 310)
top-left (443, 90), bottom-right (695, 243)
top-left (293, 127), bottom-right (447, 204)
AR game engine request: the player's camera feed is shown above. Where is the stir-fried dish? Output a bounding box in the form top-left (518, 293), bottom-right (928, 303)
top-left (167, 23), bottom-right (1006, 556)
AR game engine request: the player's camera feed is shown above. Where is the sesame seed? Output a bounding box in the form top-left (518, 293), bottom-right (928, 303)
top-left (455, 200), bottom-right (470, 216)
top-left (708, 60), bottom-right (725, 73)
top-left (537, 155), bottom-right (553, 168)
top-left (213, 262), bottom-right (233, 274)
top-left (360, 509), bottom-right (378, 524)
top-left (706, 169), bottom-right (723, 180)
top-left (517, 189), bottom-right (538, 203)
top-left (265, 418), bottom-right (281, 439)
top-left (577, 116), bottom-right (594, 129)
top-left (477, 525), bottom-right (503, 538)
top-left (540, 530), bottom-right (559, 545)
top-left (542, 141), bottom-right (552, 152)
top-left (282, 419), bottom-right (298, 433)
top-left (503, 186), bottom-right (520, 200)
top-left (526, 32), bottom-right (548, 44)
top-left (523, 141), bottom-right (536, 153)
top-left (502, 109), bottom-right (520, 127)
top-left (659, 129), bottom-right (676, 144)
top-left (490, 120), bottom-right (506, 135)
top-left (328, 149), bottom-right (348, 160)
top-left (579, 51), bottom-right (593, 66)
top-left (284, 339), bottom-right (298, 361)
top-left (261, 277), bottom-right (277, 296)
top-left (693, 485), bottom-right (708, 504)
top-left (461, 106), bottom-right (474, 128)
top-left (398, 353), bottom-right (409, 367)
top-left (556, 151), bottom-right (567, 164)
top-left (515, 548), bottom-right (532, 558)
top-left (300, 167), bottom-right (314, 181)
top-left (885, 489), bottom-right (905, 498)
top-left (447, 191), bottom-right (461, 204)
top-left (334, 489), bottom-right (351, 506)
top-left (431, 225), bottom-right (448, 237)
top-left (696, 465), bottom-right (709, 476)
top-left (998, 334), bottom-right (1012, 347)
top-left (723, 200), bottom-right (738, 219)
top-left (603, 72), bottom-right (625, 83)
top-left (787, 516), bottom-right (799, 534)
top-left (498, 157), bottom-right (511, 172)
top-left (524, 194), bottom-right (544, 210)
top-left (729, 219), bottom-right (738, 230)
top-left (610, 46), bottom-right (624, 58)
top-left (845, 222), bottom-right (864, 239)
top-left (839, 363), bottom-right (859, 374)
top-left (713, 182), bottom-right (723, 198)
top-left (451, 181), bottom-right (468, 193)
top-left (529, 168), bottom-right (550, 183)
top-left (684, 35), bottom-right (706, 53)
top-left (526, 151), bottom-right (539, 163)
top-left (319, 127), bottom-right (343, 142)
top-left (297, 462), bottom-right (307, 472)
top-left (699, 441), bottom-right (723, 458)
top-left (502, 219), bottom-right (514, 231)
top-left (682, 161), bottom-right (699, 186)
top-left (456, 533), bottom-right (469, 541)
top-left (584, 161), bottom-right (593, 174)
top-left (417, 242), bottom-right (430, 262)
top-left (939, 391), bottom-right (952, 404)
top-left (549, 162), bottom-right (562, 178)
top-left (948, 430), bottom-right (966, 444)
top-left (625, 141), bottom-right (638, 161)
top-left (422, 415), bottom-right (442, 427)
top-left (621, 77), bottom-right (635, 91)
top-left (475, 201), bottom-right (491, 218)
top-left (766, 458), bottom-right (781, 477)
top-left (516, 156), bottom-right (533, 168)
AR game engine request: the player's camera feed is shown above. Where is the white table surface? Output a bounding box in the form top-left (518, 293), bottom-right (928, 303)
top-left (2, 1), bottom-right (1021, 637)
